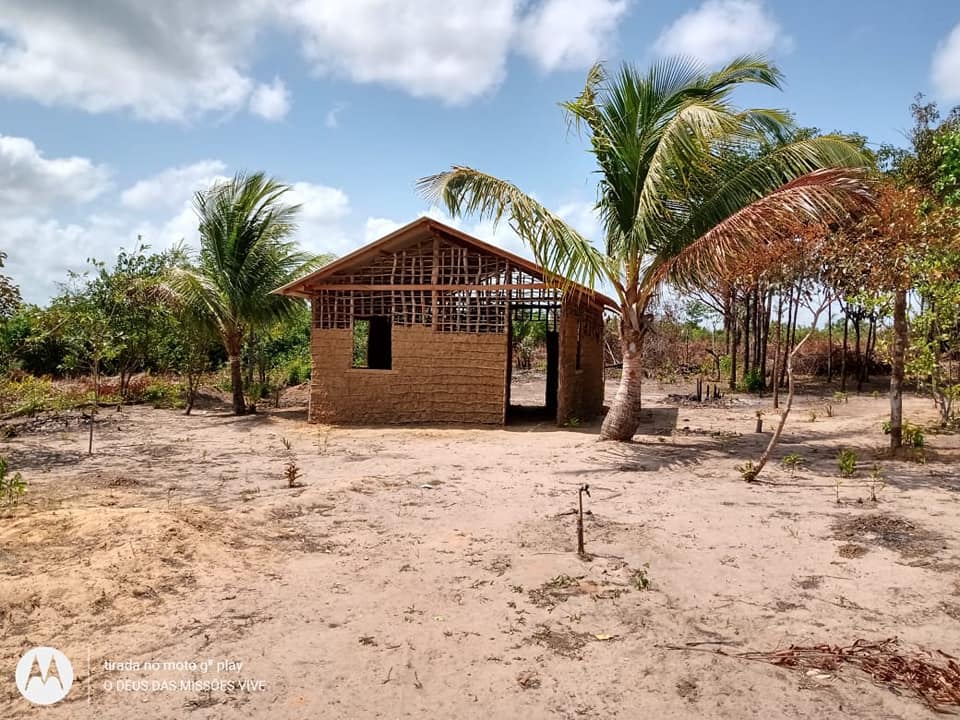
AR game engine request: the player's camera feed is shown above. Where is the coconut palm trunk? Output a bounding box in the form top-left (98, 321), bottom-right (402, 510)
top-left (227, 334), bottom-right (246, 415)
top-left (602, 320), bottom-right (646, 440)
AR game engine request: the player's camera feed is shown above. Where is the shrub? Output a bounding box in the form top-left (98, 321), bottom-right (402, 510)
top-left (781, 453), bottom-right (805, 475)
top-left (0, 456), bottom-right (25, 504)
top-left (881, 419), bottom-right (925, 448)
top-left (283, 357), bottom-right (311, 386)
top-left (837, 448), bottom-right (857, 478)
top-left (142, 377), bottom-right (184, 409)
top-left (740, 367), bottom-right (764, 393)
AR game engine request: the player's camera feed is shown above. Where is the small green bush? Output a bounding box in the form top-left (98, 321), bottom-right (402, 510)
top-left (837, 448), bottom-right (857, 478)
top-left (881, 419), bottom-right (924, 448)
top-left (0, 456), bottom-right (25, 504)
top-left (740, 367), bottom-right (764, 393)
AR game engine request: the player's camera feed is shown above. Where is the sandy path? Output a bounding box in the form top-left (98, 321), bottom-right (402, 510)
top-left (1, 380), bottom-right (958, 718)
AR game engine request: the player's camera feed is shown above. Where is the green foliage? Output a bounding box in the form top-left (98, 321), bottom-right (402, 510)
top-left (740, 367), bottom-right (764, 393)
top-left (905, 234), bottom-right (960, 426)
top-left (780, 453), bottom-right (805, 475)
top-left (736, 460), bottom-right (757, 482)
top-left (0, 252), bottom-right (21, 322)
top-left (512, 319), bottom-right (547, 370)
top-left (837, 448), bottom-right (858, 478)
top-left (0, 375), bottom-right (73, 416)
top-left (935, 128), bottom-right (960, 206)
top-left (630, 567), bottom-right (651, 590)
top-left (352, 319), bottom-right (369, 368)
top-left (0, 456), bottom-right (25, 504)
top-left (171, 172), bottom-right (326, 414)
top-left (881, 419), bottom-right (925, 447)
top-left (143, 377), bottom-right (184, 409)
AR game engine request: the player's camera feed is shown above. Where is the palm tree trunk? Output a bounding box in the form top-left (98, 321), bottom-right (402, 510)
top-left (601, 321), bottom-right (644, 441)
top-left (226, 333), bottom-right (246, 415)
top-left (230, 356), bottom-right (246, 415)
top-left (889, 289), bottom-right (907, 450)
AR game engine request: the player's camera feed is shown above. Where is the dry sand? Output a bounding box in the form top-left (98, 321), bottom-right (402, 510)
top-left (1, 377), bottom-right (959, 719)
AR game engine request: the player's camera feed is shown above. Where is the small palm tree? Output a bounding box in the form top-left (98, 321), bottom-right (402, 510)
top-left (173, 172), bottom-right (319, 415)
top-left (420, 56), bottom-right (872, 440)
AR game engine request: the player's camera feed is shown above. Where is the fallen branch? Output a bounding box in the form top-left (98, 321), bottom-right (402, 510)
top-left (664, 637), bottom-right (960, 713)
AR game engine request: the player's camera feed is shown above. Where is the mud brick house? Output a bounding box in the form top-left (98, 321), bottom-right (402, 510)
top-left (275, 217), bottom-right (615, 425)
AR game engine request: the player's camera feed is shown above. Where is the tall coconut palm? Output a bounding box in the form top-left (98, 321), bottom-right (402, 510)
top-left (173, 172), bottom-right (319, 415)
top-left (419, 56), bottom-right (873, 440)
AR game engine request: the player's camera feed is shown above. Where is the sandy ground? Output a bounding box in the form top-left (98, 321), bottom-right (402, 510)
top-left (1, 377), bottom-right (959, 719)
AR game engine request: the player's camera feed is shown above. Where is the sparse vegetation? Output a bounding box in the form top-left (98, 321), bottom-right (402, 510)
top-left (781, 453), bottom-right (805, 475)
top-left (838, 448), bottom-right (858, 478)
top-left (0, 456), bottom-right (25, 504)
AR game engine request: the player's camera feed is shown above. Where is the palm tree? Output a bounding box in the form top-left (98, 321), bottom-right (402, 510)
top-left (420, 56), bottom-right (873, 441)
top-left (173, 172), bottom-right (319, 415)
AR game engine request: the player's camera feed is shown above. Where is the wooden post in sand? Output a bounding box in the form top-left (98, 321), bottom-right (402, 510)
top-left (577, 484), bottom-right (591, 556)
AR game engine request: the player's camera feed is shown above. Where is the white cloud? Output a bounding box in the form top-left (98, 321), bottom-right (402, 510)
top-left (364, 217), bottom-right (403, 242)
top-left (0, 143), bottom-right (355, 302)
top-left (283, 0), bottom-right (517, 104)
top-left (325, 103), bottom-right (346, 128)
top-left (0, 135), bottom-right (111, 212)
top-left (288, 182), bottom-right (350, 222)
top-left (653, 0), bottom-right (789, 66)
top-left (249, 77), bottom-right (292, 120)
top-left (0, 0), bottom-right (268, 121)
top-left (556, 200), bottom-right (602, 241)
top-left (932, 23), bottom-right (960, 102)
top-left (120, 160), bottom-right (228, 211)
top-left (0, 0), bottom-right (631, 117)
top-left (519, 0), bottom-right (628, 71)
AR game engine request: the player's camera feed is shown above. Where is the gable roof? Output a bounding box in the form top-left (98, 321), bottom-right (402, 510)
top-left (274, 216), bottom-right (617, 309)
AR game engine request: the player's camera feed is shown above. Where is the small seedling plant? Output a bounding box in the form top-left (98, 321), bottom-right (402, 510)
top-left (781, 453), bottom-right (805, 476)
top-left (0, 457), bottom-right (25, 504)
top-left (837, 448), bottom-right (858, 478)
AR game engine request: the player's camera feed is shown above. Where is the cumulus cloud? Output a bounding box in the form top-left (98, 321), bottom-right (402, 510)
top-left (364, 217), bottom-right (404, 242)
top-left (0, 0), bottom-right (271, 121)
top-left (653, 0), bottom-right (789, 66)
top-left (120, 160), bottom-right (228, 211)
top-left (283, 0), bottom-right (517, 104)
top-left (249, 77), bottom-right (292, 120)
top-left (519, 0), bottom-right (628, 71)
top-left (0, 135), bottom-right (111, 212)
top-left (0, 0), bottom-right (631, 116)
top-left (932, 23), bottom-right (960, 102)
top-left (0, 138), bottom-right (354, 302)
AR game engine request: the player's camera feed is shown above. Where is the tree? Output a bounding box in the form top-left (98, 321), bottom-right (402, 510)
top-left (47, 274), bottom-right (123, 454)
top-left (172, 172), bottom-right (320, 415)
top-left (0, 252), bottom-right (21, 321)
top-left (421, 57), bottom-right (871, 440)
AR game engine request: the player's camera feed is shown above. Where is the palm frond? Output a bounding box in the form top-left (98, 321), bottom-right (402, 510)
top-left (647, 168), bottom-right (874, 300)
top-left (417, 166), bottom-right (612, 293)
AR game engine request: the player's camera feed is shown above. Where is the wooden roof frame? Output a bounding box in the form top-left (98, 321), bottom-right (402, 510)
top-left (273, 217), bottom-right (618, 310)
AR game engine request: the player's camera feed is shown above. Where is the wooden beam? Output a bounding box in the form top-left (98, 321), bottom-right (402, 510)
top-left (305, 282), bottom-right (553, 292)
top-left (431, 237), bottom-right (440, 330)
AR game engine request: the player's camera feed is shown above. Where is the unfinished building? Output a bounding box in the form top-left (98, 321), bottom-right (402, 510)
top-left (275, 217), bottom-right (615, 425)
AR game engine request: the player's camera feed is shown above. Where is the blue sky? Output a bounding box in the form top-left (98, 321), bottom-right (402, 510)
top-left (1, 0), bottom-right (959, 303)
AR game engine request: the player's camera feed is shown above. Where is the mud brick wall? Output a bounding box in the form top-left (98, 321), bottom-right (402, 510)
top-left (310, 325), bottom-right (507, 424)
top-left (556, 302), bottom-right (605, 424)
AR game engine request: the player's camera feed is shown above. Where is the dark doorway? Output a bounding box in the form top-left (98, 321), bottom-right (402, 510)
top-left (506, 305), bottom-right (559, 423)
